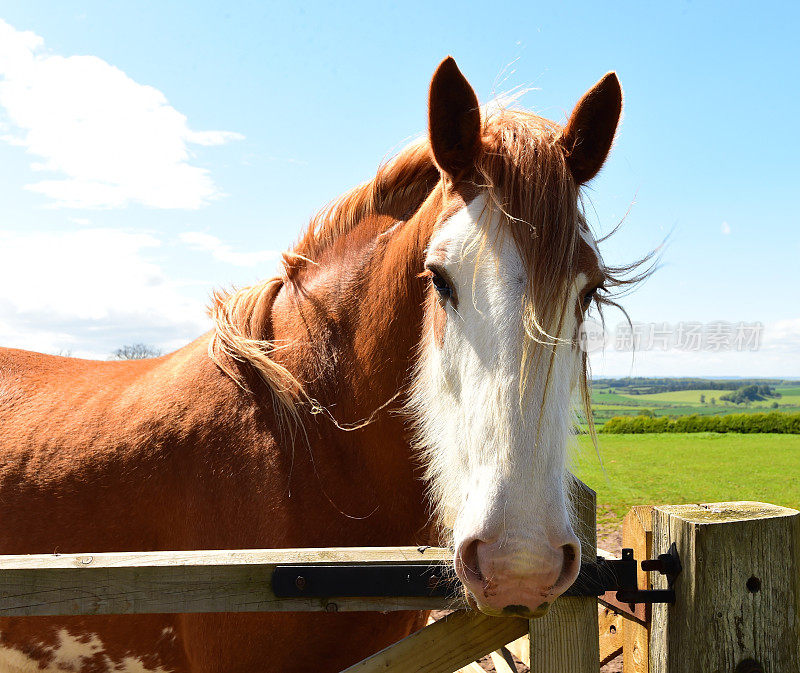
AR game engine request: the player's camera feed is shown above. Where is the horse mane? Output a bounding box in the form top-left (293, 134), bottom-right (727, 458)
top-left (293, 139), bottom-right (440, 265)
top-left (206, 138), bottom-right (440, 420)
top-left (207, 105), bottom-right (653, 430)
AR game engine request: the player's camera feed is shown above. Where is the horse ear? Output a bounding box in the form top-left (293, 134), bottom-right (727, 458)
top-left (428, 57), bottom-right (481, 178)
top-left (560, 72), bottom-right (622, 185)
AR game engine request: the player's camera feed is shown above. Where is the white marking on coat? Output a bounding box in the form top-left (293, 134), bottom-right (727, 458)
top-left (0, 630), bottom-right (172, 673)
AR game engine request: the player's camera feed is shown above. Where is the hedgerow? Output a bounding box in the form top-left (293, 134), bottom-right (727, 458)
top-left (600, 412), bottom-right (800, 434)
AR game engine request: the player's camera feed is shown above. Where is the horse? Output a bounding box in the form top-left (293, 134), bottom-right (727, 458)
top-left (0, 57), bottom-right (631, 672)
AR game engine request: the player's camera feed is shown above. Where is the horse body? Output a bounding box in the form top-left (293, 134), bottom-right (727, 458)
top-left (0, 57), bottom-right (634, 671)
top-left (0, 270), bottom-right (432, 673)
top-left (0, 341), bottom-right (431, 671)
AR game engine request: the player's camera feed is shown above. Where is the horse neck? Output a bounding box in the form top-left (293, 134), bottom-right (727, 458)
top-left (270, 213), bottom-right (434, 425)
top-left (214, 213), bottom-right (434, 543)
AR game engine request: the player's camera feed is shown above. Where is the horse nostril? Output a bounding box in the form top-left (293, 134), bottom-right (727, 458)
top-left (458, 538), bottom-right (483, 583)
top-left (555, 542), bottom-right (580, 590)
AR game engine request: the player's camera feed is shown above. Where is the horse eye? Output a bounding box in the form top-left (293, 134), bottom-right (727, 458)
top-left (582, 288), bottom-right (597, 308)
top-left (431, 272), bottom-right (452, 299)
top-left (426, 266), bottom-right (453, 301)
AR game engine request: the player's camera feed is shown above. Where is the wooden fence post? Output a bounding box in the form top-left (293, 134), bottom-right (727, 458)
top-left (650, 501), bottom-right (800, 673)
top-left (623, 505), bottom-right (653, 673)
top-left (528, 478), bottom-right (599, 672)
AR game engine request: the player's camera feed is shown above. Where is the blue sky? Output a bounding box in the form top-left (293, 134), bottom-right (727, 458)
top-left (0, 1), bottom-right (797, 376)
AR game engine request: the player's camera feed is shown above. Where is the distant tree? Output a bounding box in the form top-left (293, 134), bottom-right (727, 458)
top-left (592, 377), bottom-right (783, 395)
top-left (771, 401), bottom-right (779, 409)
top-left (112, 343), bottom-right (162, 360)
top-left (710, 397), bottom-right (716, 406)
top-left (55, 349), bottom-right (73, 358)
top-left (720, 384), bottom-right (777, 405)
top-left (699, 394), bottom-right (706, 403)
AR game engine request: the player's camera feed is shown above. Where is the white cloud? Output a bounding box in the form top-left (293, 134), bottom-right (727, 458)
top-left (589, 318), bottom-right (800, 378)
top-left (0, 228), bottom-right (209, 358)
top-left (721, 221), bottom-right (731, 235)
top-left (0, 19), bottom-right (242, 210)
top-left (179, 231), bottom-right (280, 267)
top-left (763, 318), bottom-right (800, 354)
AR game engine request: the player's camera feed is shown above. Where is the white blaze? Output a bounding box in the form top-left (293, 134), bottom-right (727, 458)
top-left (411, 193), bottom-right (585, 586)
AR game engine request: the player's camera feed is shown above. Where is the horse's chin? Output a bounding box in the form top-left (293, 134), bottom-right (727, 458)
top-left (502, 602), bottom-right (550, 619)
top-left (462, 587), bottom-right (551, 620)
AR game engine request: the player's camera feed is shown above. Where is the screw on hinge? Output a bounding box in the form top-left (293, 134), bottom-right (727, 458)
top-left (734, 659), bottom-right (764, 673)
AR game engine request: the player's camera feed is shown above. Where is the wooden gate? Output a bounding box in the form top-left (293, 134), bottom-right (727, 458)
top-left (0, 484), bottom-right (797, 671)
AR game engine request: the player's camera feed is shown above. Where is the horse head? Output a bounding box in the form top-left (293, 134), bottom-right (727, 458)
top-left (407, 58), bottom-right (622, 617)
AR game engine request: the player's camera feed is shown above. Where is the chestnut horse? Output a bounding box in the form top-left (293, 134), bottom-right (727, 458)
top-left (0, 58), bottom-right (626, 672)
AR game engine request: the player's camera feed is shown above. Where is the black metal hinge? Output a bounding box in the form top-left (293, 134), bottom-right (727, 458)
top-left (567, 543), bottom-right (681, 605)
top-left (271, 544), bottom-right (681, 605)
top-left (272, 563), bottom-right (454, 599)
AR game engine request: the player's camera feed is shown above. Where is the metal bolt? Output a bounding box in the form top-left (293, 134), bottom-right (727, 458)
top-left (734, 659), bottom-right (763, 673)
top-left (294, 576), bottom-right (306, 591)
top-left (642, 551), bottom-right (680, 576)
top-left (325, 602), bottom-right (338, 612)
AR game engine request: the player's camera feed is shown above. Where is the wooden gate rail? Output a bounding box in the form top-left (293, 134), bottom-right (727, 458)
top-left (341, 611), bottom-right (529, 673)
top-left (0, 546), bottom-right (462, 616)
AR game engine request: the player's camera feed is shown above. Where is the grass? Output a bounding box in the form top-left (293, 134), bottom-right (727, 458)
top-left (776, 386), bottom-right (800, 400)
top-left (616, 388), bottom-right (796, 408)
top-left (592, 391), bottom-right (647, 405)
top-left (617, 389), bottom-right (725, 404)
top-left (572, 433), bottom-right (800, 525)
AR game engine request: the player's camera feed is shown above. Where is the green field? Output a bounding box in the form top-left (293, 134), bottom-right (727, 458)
top-left (572, 433), bottom-right (800, 524)
top-left (615, 387), bottom-right (800, 407)
top-left (776, 386), bottom-right (800, 400)
top-left (619, 389), bottom-right (734, 404)
top-left (588, 383), bottom-right (800, 426)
